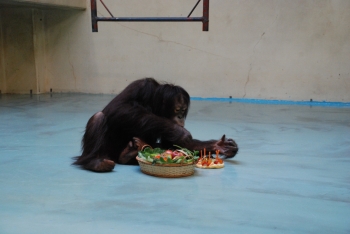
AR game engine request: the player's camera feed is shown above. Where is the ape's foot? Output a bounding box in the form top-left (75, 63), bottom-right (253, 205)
top-left (132, 137), bottom-right (149, 151)
top-left (118, 146), bottom-right (138, 164)
top-left (118, 137), bottom-right (150, 165)
top-left (84, 158), bottom-right (115, 172)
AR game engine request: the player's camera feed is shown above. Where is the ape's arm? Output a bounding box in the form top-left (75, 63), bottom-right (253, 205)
top-left (167, 131), bottom-right (238, 158)
top-left (132, 110), bottom-right (238, 158)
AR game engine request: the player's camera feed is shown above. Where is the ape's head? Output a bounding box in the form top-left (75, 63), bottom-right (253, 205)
top-left (152, 84), bottom-right (190, 127)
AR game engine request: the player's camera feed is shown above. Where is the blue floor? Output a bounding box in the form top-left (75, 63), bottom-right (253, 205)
top-left (0, 93), bottom-right (349, 234)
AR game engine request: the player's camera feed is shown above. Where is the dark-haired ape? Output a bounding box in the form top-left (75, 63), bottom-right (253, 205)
top-left (73, 78), bottom-right (238, 172)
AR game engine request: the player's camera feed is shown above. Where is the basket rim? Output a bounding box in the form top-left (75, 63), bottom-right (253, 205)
top-left (136, 156), bottom-right (195, 167)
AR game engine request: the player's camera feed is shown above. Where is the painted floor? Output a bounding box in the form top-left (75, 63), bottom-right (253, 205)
top-left (0, 93), bottom-right (349, 234)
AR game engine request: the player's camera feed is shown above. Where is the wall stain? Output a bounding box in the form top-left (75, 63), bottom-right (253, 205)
top-left (67, 31), bottom-right (77, 90)
top-left (243, 31), bottom-right (265, 98)
top-left (115, 23), bottom-right (233, 60)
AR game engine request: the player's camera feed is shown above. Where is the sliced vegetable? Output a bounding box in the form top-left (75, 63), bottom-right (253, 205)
top-left (214, 150), bottom-right (223, 164)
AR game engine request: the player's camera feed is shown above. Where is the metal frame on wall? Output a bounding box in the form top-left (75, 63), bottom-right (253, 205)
top-left (90, 0), bottom-right (209, 32)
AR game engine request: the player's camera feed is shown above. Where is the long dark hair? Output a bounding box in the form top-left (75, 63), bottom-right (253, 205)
top-left (152, 83), bottom-right (190, 119)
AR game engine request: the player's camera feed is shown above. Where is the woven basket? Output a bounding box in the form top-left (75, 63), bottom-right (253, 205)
top-left (136, 156), bottom-right (195, 178)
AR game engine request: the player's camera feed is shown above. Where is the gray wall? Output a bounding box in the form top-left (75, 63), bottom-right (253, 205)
top-left (1, 0), bottom-right (349, 102)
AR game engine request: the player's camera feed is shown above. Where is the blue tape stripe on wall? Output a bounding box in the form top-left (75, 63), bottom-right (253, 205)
top-left (190, 97), bottom-right (350, 108)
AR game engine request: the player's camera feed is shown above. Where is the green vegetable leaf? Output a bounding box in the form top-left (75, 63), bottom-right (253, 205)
top-left (166, 158), bottom-right (173, 163)
top-left (159, 157), bottom-right (166, 163)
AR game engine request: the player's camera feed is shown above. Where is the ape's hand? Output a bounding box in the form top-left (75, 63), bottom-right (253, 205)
top-left (214, 135), bottom-right (238, 158)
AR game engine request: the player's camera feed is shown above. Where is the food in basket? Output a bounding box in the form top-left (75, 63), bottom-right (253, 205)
top-left (136, 146), bottom-right (199, 178)
top-left (196, 149), bottom-right (224, 169)
top-left (137, 146), bottom-right (199, 165)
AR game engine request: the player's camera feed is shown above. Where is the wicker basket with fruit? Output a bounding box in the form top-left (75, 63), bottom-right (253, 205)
top-left (136, 146), bottom-right (199, 178)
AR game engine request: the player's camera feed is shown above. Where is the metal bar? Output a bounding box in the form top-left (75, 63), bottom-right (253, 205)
top-left (100, 0), bottom-right (114, 17)
top-left (95, 17), bottom-right (204, 22)
top-left (90, 0), bottom-right (209, 32)
top-left (187, 0), bottom-right (201, 18)
top-left (91, 0), bottom-right (98, 32)
top-left (202, 0), bottom-right (209, 31)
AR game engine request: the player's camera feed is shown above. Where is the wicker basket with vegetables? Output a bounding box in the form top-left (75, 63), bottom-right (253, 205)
top-left (136, 146), bottom-right (199, 178)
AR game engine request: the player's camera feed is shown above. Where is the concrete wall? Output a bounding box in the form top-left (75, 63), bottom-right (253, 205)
top-left (0, 0), bottom-right (85, 9)
top-left (0, 0), bottom-right (349, 102)
top-left (0, 0), bottom-right (85, 94)
top-left (0, 8), bottom-right (37, 94)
